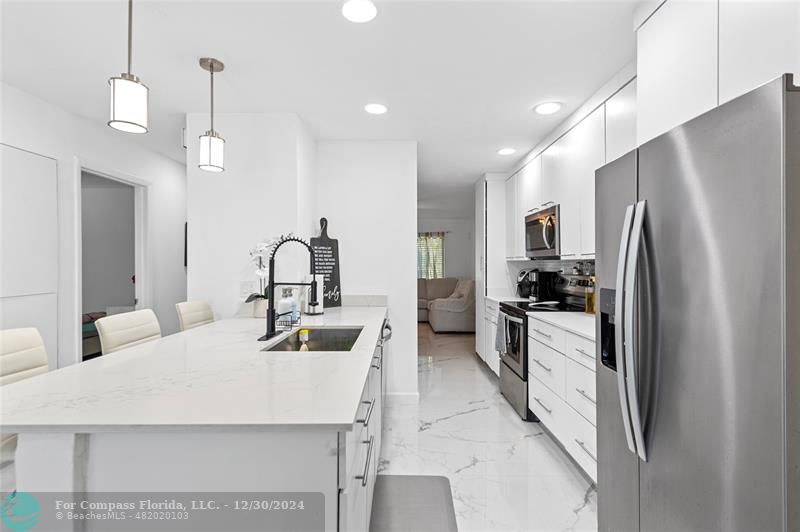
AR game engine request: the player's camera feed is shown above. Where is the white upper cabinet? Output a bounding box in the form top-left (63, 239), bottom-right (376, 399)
top-left (541, 107), bottom-right (605, 258)
top-left (576, 107), bottom-right (605, 257)
top-left (542, 130), bottom-right (578, 257)
top-left (505, 175), bottom-right (519, 258)
top-left (605, 80), bottom-right (637, 163)
top-left (719, 0), bottom-right (800, 104)
top-left (518, 156), bottom-right (542, 216)
top-left (502, 157), bottom-right (543, 259)
top-left (637, 0), bottom-right (718, 144)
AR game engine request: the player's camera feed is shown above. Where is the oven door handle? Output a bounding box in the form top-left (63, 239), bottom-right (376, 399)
top-left (503, 314), bottom-right (524, 325)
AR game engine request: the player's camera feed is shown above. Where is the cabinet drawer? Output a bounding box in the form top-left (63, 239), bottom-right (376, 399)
top-left (565, 358), bottom-right (597, 426)
top-left (528, 376), bottom-right (569, 443)
top-left (528, 318), bottom-right (566, 353)
top-left (564, 407), bottom-right (597, 482)
top-left (566, 332), bottom-right (596, 370)
top-left (528, 338), bottom-right (566, 398)
top-left (346, 379), bottom-right (373, 474)
top-left (342, 436), bottom-right (369, 532)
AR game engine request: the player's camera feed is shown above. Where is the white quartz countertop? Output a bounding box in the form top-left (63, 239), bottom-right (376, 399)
top-left (484, 294), bottom-right (527, 304)
top-left (0, 307), bottom-right (388, 433)
top-left (526, 312), bottom-right (596, 341)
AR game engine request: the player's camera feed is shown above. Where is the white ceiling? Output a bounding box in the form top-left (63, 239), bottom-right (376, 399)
top-left (1, 0), bottom-right (636, 218)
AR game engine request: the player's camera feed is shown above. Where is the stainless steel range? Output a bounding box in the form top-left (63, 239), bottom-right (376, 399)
top-left (498, 273), bottom-right (588, 420)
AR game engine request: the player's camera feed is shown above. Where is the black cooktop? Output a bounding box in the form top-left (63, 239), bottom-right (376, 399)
top-left (499, 300), bottom-right (583, 317)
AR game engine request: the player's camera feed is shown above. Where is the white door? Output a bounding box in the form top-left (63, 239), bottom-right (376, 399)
top-left (0, 145), bottom-right (59, 369)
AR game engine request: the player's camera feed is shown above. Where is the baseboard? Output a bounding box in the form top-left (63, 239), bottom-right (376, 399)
top-left (384, 392), bottom-right (420, 406)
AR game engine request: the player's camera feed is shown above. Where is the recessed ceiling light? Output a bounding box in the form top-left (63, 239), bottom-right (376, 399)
top-left (342, 0), bottom-right (377, 23)
top-left (534, 102), bottom-right (562, 115)
top-left (497, 148), bottom-right (516, 156)
top-left (365, 103), bottom-right (388, 115)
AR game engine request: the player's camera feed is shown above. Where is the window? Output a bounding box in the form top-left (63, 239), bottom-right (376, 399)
top-left (417, 232), bottom-right (445, 279)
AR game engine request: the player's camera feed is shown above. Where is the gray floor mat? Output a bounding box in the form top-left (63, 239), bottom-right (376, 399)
top-left (370, 475), bottom-right (458, 532)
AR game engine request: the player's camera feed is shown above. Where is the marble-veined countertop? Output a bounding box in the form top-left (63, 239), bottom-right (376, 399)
top-left (0, 307), bottom-right (387, 433)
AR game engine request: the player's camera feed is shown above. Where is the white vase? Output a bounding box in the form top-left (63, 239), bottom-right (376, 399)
top-left (253, 299), bottom-right (268, 318)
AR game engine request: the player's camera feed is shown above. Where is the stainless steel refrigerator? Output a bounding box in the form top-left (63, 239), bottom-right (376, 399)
top-left (596, 74), bottom-right (799, 532)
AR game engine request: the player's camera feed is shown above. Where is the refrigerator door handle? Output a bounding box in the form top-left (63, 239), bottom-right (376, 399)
top-left (624, 200), bottom-right (648, 462)
top-left (615, 204), bottom-right (637, 455)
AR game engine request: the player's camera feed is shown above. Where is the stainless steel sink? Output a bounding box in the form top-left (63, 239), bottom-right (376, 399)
top-left (263, 327), bottom-right (364, 352)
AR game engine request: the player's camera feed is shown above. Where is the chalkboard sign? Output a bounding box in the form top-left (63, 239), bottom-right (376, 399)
top-left (310, 218), bottom-right (342, 308)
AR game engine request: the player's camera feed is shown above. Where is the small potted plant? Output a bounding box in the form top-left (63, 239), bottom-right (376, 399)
top-left (246, 238), bottom-right (277, 318)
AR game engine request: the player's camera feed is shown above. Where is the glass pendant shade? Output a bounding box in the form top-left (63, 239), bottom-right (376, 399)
top-left (108, 73), bottom-right (148, 133)
top-left (198, 131), bottom-right (225, 172)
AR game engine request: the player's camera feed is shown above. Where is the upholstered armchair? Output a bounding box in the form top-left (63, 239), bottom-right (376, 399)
top-left (428, 279), bottom-right (475, 333)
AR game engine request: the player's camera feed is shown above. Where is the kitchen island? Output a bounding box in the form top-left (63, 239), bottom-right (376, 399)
top-left (0, 306), bottom-right (391, 531)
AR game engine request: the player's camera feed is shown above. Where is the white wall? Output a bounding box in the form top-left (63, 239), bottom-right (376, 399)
top-left (81, 172), bottom-right (135, 314)
top-left (185, 112), bottom-right (315, 319)
top-left (315, 141), bottom-right (418, 399)
top-left (0, 82), bottom-right (187, 367)
top-left (417, 216), bottom-right (474, 280)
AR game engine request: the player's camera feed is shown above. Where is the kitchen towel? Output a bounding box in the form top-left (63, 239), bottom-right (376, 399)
top-left (494, 311), bottom-right (506, 353)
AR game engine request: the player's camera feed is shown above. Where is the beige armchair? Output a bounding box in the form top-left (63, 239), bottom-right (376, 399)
top-left (418, 278), bottom-right (458, 322)
top-left (428, 279), bottom-right (476, 333)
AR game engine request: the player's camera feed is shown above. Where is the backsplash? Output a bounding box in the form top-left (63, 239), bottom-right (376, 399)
top-left (504, 259), bottom-right (595, 296)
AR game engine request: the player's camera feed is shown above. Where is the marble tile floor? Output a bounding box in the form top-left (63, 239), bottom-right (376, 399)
top-left (378, 324), bottom-right (596, 532)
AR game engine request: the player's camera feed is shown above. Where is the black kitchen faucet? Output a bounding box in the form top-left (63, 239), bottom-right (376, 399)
top-left (258, 235), bottom-right (319, 341)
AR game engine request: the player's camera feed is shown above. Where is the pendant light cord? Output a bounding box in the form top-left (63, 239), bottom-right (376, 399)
top-left (210, 69), bottom-right (215, 132)
top-left (127, 0), bottom-right (133, 75)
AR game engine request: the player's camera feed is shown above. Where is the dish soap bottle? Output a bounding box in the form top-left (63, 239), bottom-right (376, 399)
top-left (277, 288), bottom-right (298, 325)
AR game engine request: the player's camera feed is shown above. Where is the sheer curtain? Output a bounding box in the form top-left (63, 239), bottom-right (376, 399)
top-left (417, 232), bottom-right (445, 279)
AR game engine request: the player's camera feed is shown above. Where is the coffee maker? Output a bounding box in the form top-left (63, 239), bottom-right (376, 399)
top-left (527, 270), bottom-right (557, 302)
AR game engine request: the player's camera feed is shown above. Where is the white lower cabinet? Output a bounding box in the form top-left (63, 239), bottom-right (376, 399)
top-left (484, 299), bottom-right (500, 376)
top-left (528, 317), bottom-right (597, 482)
top-left (340, 340), bottom-right (384, 531)
top-left (565, 358), bottom-right (597, 425)
top-left (529, 339), bottom-right (567, 398)
top-left (565, 406), bottom-right (598, 481)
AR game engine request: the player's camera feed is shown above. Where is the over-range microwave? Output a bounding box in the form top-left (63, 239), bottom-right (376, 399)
top-left (525, 204), bottom-right (561, 259)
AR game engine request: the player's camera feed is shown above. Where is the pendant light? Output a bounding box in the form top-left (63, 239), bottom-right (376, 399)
top-left (108, 0), bottom-right (148, 133)
top-left (198, 58), bottom-right (225, 172)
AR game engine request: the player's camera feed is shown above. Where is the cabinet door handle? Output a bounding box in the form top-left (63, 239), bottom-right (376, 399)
top-left (355, 436), bottom-right (375, 487)
top-left (575, 438), bottom-right (597, 462)
top-left (575, 347), bottom-right (594, 360)
top-left (533, 358), bottom-right (552, 373)
top-left (372, 355), bottom-right (381, 370)
top-left (356, 399), bottom-right (376, 427)
top-left (533, 397), bottom-right (552, 414)
top-left (533, 328), bottom-right (552, 339)
top-left (575, 387), bottom-right (596, 405)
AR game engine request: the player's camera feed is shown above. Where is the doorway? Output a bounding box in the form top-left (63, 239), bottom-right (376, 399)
top-left (80, 171), bottom-right (137, 360)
